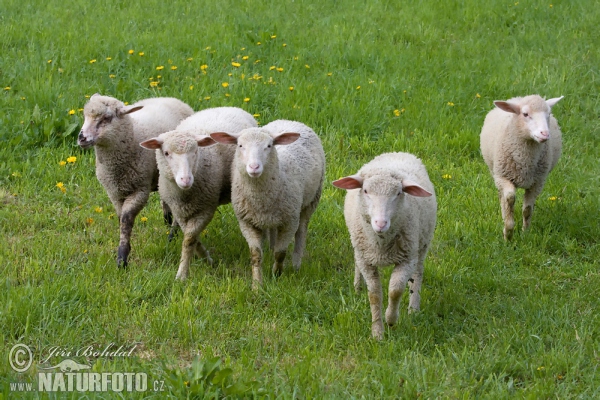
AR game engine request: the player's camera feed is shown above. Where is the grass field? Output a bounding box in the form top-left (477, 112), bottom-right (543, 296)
top-left (1, 0), bottom-right (599, 398)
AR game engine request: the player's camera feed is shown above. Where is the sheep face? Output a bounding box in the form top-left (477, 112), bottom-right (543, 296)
top-left (333, 174), bottom-right (433, 233)
top-left (210, 130), bottom-right (300, 178)
top-left (494, 95), bottom-right (564, 143)
top-left (140, 133), bottom-right (215, 190)
top-left (78, 95), bottom-right (142, 148)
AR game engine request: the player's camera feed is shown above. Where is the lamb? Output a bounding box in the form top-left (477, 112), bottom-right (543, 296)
top-left (209, 120), bottom-right (325, 289)
top-left (480, 95), bottom-right (563, 240)
top-left (78, 94), bottom-right (194, 267)
top-left (332, 152), bottom-right (437, 340)
top-left (139, 107), bottom-right (258, 280)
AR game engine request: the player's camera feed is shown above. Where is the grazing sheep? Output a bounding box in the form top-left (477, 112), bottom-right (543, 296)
top-left (139, 107), bottom-right (258, 280)
top-left (480, 95), bottom-right (563, 240)
top-left (78, 94), bottom-right (193, 267)
top-left (332, 152), bottom-right (437, 340)
top-left (209, 120), bottom-right (325, 289)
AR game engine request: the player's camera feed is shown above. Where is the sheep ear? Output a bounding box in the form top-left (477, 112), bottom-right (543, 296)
top-left (332, 175), bottom-right (363, 190)
top-left (402, 180), bottom-right (432, 197)
top-left (197, 136), bottom-right (217, 147)
top-left (210, 132), bottom-right (238, 145)
top-left (91, 93), bottom-right (100, 98)
top-left (494, 101), bottom-right (520, 114)
top-left (121, 105), bottom-right (144, 115)
top-left (140, 138), bottom-right (163, 150)
top-left (273, 132), bottom-right (300, 145)
top-left (546, 96), bottom-right (564, 108)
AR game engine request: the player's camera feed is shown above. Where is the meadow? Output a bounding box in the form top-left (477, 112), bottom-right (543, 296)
top-left (1, 0), bottom-right (599, 398)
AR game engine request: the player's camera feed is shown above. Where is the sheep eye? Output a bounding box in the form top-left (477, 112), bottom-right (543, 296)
top-left (523, 112), bottom-right (529, 117)
top-left (238, 144), bottom-right (243, 148)
top-left (164, 151), bottom-right (170, 157)
top-left (267, 144), bottom-right (272, 148)
top-left (364, 189), bottom-right (368, 194)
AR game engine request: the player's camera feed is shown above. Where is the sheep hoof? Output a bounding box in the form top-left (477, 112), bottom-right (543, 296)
top-left (503, 227), bottom-right (514, 241)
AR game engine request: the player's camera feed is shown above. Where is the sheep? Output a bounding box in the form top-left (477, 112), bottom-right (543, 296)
top-left (332, 152), bottom-right (437, 340)
top-left (480, 94), bottom-right (564, 240)
top-left (139, 107), bottom-right (258, 280)
top-left (78, 94), bottom-right (194, 267)
top-left (209, 120), bottom-right (325, 289)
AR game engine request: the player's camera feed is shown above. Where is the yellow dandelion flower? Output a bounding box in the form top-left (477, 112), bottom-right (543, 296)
top-left (59, 161), bottom-right (67, 166)
top-left (171, 66), bottom-right (177, 70)
top-left (11, 172), bottom-right (21, 177)
top-left (537, 366), bottom-right (544, 371)
top-left (282, 43), bottom-right (287, 47)
top-left (242, 56), bottom-right (249, 60)
top-left (138, 52), bottom-right (144, 56)
top-left (124, 102), bottom-right (128, 105)
top-left (109, 74), bottom-right (116, 79)
top-left (157, 75), bottom-right (161, 79)
top-left (156, 66), bottom-right (164, 70)
top-left (232, 62), bottom-right (241, 67)
top-left (254, 59), bottom-right (261, 64)
top-left (442, 174), bottom-right (452, 179)
top-left (128, 49), bottom-right (134, 55)
top-left (89, 59), bottom-right (96, 64)
top-left (276, 67), bottom-right (284, 72)
top-left (225, 93), bottom-right (231, 97)
top-left (189, 85), bottom-right (194, 90)
top-left (269, 66), bottom-right (276, 71)
top-left (47, 60), bottom-right (52, 63)
top-left (69, 109), bottom-right (75, 115)
top-left (187, 57), bottom-right (193, 61)
top-left (205, 46), bottom-right (211, 50)
top-left (393, 109), bottom-right (401, 117)
top-left (447, 102), bottom-right (455, 106)
top-left (56, 182), bottom-right (66, 193)
top-left (270, 35), bottom-right (276, 39)
top-left (4, 87), bottom-right (11, 91)
top-left (94, 207), bottom-right (103, 213)
top-left (241, 73), bottom-right (245, 80)
top-left (476, 93), bottom-right (481, 98)
top-left (256, 42), bottom-right (261, 45)
top-left (327, 72), bottom-right (332, 76)
top-left (85, 95), bottom-right (90, 98)
top-left (108, 213), bottom-right (115, 219)
top-left (244, 97), bottom-right (250, 102)
top-left (305, 64), bottom-right (310, 69)
top-left (78, 108), bottom-right (83, 112)
top-left (549, 196), bottom-right (557, 201)
top-left (228, 73), bottom-right (232, 76)
top-left (140, 217), bottom-right (148, 223)
top-left (204, 96), bottom-right (211, 101)
top-left (200, 64), bottom-right (208, 70)
top-left (67, 156), bottom-right (76, 163)
top-left (549, 4), bottom-right (553, 7)
top-left (150, 81), bottom-right (159, 87)
top-left (294, 56), bottom-right (299, 61)
top-left (253, 113), bottom-right (260, 117)
top-left (106, 57), bottom-right (112, 61)
top-left (86, 217), bottom-right (94, 225)
top-left (356, 86), bottom-right (361, 90)
top-left (21, 97), bottom-right (26, 100)
top-left (222, 82), bottom-right (229, 88)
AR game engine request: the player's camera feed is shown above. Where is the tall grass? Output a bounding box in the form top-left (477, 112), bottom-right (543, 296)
top-left (1, 0), bottom-right (599, 398)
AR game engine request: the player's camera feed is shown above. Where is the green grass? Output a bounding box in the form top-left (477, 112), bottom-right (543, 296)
top-left (1, 0), bottom-right (599, 398)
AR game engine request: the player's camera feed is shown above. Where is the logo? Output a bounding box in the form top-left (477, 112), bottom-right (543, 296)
top-left (9, 344), bottom-right (33, 373)
top-left (39, 359), bottom-right (91, 372)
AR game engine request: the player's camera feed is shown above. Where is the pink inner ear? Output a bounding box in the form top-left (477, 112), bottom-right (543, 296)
top-left (139, 138), bottom-right (162, 150)
top-left (273, 132), bottom-right (300, 145)
top-left (209, 132), bottom-right (238, 144)
top-left (197, 136), bottom-right (216, 147)
top-left (402, 184), bottom-right (432, 197)
top-left (332, 177), bottom-right (363, 189)
top-left (494, 101), bottom-right (520, 114)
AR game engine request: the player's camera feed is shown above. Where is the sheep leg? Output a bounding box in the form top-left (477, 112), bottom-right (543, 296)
top-left (175, 213), bottom-right (214, 281)
top-left (117, 191), bottom-right (149, 268)
top-left (407, 256), bottom-right (424, 313)
top-left (353, 249), bottom-right (364, 292)
top-left (522, 180), bottom-right (545, 231)
top-left (495, 176), bottom-right (516, 240)
top-left (292, 207), bottom-right (313, 271)
top-left (273, 223), bottom-right (297, 277)
top-left (239, 219), bottom-right (264, 290)
top-left (386, 263), bottom-right (413, 326)
top-left (358, 260), bottom-right (384, 340)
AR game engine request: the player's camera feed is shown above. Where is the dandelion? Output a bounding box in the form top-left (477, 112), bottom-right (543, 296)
top-left (187, 57), bottom-right (193, 61)
top-left (78, 108), bottom-right (83, 112)
top-left (447, 102), bottom-right (455, 106)
top-left (48, 60), bottom-right (52, 63)
top-left (231, 62), bottom-right (241, 67)
top-left (205, 46), bottom-right (211, 50)
top-left (270, 35), bottom-right (277, 39)
top-left (106, 57), bottom-right (112, 61)
top-left (254, 59), bottom-right (261, 64)
top-left (86, 217), bottom-right (94, 225)
top-left (549, 4), bottom-right (553, 7)
top-left (89, 59), bottom-right (96, 64)
top-left (56, 182), bottom-right (66, 193)
top-left (200, 64), bottom-right (208, 70)
top-left (282, 43), bottom-right (287, 47)
top-left (109, 74), bottom-right (116, 79)
top-left (256, 42), bottom-right (261, 45)
top-left (59, 161), bottom-right (67, 166)
top-left (393, 109), bottom-right (401, 117)
top-left (108, 213), bottom-right (115, 219)
top-left (549, 196), bottom-right (557, 201)
top-left (94, 207), bottom-right (103, 213)
top-left (156, 66), bottom-right (164, 71)
top-left (189, 85), bottom-right (194, 90)
top-left (4, 87), bottom-right (11, 91)
top-left (21, 97), bottom-right (26, 100)
top-left (225, 93), bottom-right (231, 97)
top-left (289, 86), bottom-right (294, 91)
top-left (241, 73), bottom-right (245, 80)
top-left (327, 72), bottom-right (332, 76)
top-left (222, 82), bottom-right (229, 88)
top-left (138, 52), bottom-right (144, 56)
top-left (204, 96), bottom-right (211, 101)
top-left (253, 113), bottom-right (260, 117)
top-left (369, 79), bottom-right (375, 84)
top-left (242, 56), bottom-right (249, 60)
top-left (305, 64), bottom-right (310, 69)
top-left (244, 97), bottom-right (250, 102)
top-left (140, 217), bottom-right (148, 223)
top-left (269, 66), bottom-right (276, 71)
top-left (67, 156), bottom-right (77, 163)
top-left (442, 174), bottom-right (452, 179)
top-left (356, 86), bottom-right (361, 90)
top-left (69, 109), bottom-right (76, 115)
top-left (537, 366), bottom-right (545, 371)
top-left (556, 374), bottom-right (563, 380)
top-left (128, 49), bottom-right (134, 55)
top-left (150, 81), bottom-right (159, 87)
top-left (476, 93), bottom-right (481, 98)
top-left (228, 73), bottom-right (232, 77)
top-left (276, 67), bottom-right (284, 72)
top-left (171, 66), bottom-right (177, 70)
top-left (157, 75), bottom-right (161, 79)
top-left (11, 172), bottom-right (21, 178)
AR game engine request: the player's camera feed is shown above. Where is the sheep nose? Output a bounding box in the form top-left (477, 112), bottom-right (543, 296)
top-left (178, 176), bottom-right (193, 189)
top-left (78, 132), bottom-right (84, 141)
top-left (373, 219), bottom-right (389, 232)
top-left (248, 163), bottom-right (260, 171)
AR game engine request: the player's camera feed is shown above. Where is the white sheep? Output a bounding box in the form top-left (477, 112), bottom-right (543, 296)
top-left (139, 107), bottom-right (258, 280)
top-left (480, 94), bottom-right (563, 240)
top-left (332, 152), bottom-right (437, 340)
top-left (78, 94), bottom-right (193, 267)
top-left (209, 120), bottom-right (325, 289)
